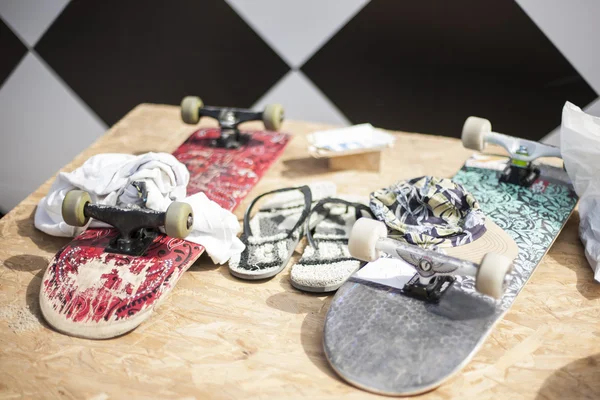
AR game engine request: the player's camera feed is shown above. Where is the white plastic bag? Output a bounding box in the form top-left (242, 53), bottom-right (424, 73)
top-left (560, 102), bottom-right (600, 281)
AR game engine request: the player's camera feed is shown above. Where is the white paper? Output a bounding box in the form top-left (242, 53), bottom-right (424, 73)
top-left (560, 102), bottom-right (600, 281)
top-left (307, 123), bottom-right (395, 153)
top-left (354, 257), bottom-right (416, 290)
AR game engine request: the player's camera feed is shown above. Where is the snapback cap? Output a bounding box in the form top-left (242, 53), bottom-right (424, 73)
top-left (370, 176), bottom-right (517, 263)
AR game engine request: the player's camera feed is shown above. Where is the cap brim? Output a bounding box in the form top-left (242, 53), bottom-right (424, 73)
top-left (444, 219), bottom-right (518, 264)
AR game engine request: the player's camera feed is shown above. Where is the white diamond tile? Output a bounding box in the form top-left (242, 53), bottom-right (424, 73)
top-left (0, 0), bottom-right (70, 47)
top-left (253, 70), bottom-right (350, 127)
top-left (226, 0), bottom-right (369, 68)
top-left (0, 52), bottom-right (106, 212)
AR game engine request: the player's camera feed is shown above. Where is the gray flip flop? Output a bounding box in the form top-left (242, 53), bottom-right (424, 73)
top-left (290, 198), bottom-right (375, 292)
top-left (228, 183), bottom-right (336, 280)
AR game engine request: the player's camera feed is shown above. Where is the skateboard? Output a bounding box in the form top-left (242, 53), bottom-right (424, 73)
top-left (323, 116), bottom-right (578, 395)
top-left (39, 98), bottom-right (289, 339)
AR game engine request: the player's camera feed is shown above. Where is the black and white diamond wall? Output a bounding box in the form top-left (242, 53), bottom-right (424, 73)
top-left (0, 0), bottom-right (598, 212)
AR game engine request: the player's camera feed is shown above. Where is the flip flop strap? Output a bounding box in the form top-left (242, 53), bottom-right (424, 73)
top-left (305, 197), bottom-right (375, 249)
top-left (243, 185), bottom-right (313, 238)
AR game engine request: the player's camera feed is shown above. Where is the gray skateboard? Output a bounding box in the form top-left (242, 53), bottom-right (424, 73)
top-left (323, 118), bottom-right (578, 395)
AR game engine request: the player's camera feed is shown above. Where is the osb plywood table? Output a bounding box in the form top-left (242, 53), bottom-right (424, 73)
top-left (1, 104), bottom-right (598, 400)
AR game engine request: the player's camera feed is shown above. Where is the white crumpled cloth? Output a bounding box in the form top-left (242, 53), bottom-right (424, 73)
top-left (561, 102), bottom-right (600, 281)
top-left (34, 152), bottom-right (244, 264)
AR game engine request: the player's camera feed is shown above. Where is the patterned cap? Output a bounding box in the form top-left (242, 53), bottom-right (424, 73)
top-left (369, 176), bottom-right (486, 248)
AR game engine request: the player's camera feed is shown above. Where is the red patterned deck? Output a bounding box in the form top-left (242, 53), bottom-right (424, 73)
top-left (173, 128), bottom-right (290, 208)
top-left (40, 128), bottom-right (289, 337)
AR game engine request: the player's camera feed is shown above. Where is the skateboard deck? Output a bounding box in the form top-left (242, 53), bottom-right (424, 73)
top-left (40, 128), bottom-right (289, 339)
top-left (323, 156), bottom-right (577, 395)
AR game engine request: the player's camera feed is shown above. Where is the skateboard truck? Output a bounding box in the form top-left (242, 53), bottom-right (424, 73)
top-left (462, 116), bottom-right (562, 187)
top-left (180, 96), bottom-right (285, 149)
top-left (348, 219), bottom-right (514, 302)
top-left (61, 189), bottom-right (194, 256)
top-left (401, 274), bottom-right (455, 303)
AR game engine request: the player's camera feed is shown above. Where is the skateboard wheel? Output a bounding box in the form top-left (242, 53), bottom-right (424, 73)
top-left (462, 116), bottom-right (491, 151)
top-left (165, 202), bottom-right (193, 239)
top-left (348, 218), bottom-right (387, 262)
top-left (475, 253), bottom-right (513, 299)
top-left (62, 190), bottom-right (91, 227)
top-left (181, 96), bottom-right (203, 124)
top-left (263, 103), bottom-right (284, 131)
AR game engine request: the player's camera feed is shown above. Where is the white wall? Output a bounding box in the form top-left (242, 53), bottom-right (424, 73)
top-left (0, 0), bottom-right (106, 213)
top-left (515, 0), bottom-right (600, 145)
top-left (0, 52), bottom-right (106, 213)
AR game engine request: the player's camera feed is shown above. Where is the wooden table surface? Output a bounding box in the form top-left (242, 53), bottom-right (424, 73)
top-left (1, 104), bottom-right (598, 400)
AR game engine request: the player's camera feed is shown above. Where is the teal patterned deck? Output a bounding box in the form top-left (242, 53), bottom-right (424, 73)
top-left (324, 162), bottom-right (578, 395)
top-left (453, 165), bottom-right (577, 310)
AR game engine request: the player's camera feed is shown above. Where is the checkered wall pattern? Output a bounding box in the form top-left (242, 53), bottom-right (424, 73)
top-left (0, 0), bottom-right (597, 212)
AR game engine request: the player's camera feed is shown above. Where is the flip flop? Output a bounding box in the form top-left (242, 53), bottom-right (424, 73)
top-left (290, 198), bottom-right (375, 292)
top-left (228, 182), bottom-right (336, 280)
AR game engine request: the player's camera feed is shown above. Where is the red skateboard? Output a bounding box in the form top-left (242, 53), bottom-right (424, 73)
top-left (39, 100), bottom-right (289, 339)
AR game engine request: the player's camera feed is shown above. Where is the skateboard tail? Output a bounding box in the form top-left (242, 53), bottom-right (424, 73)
top-left (39, 228), bottom-right (204, 339)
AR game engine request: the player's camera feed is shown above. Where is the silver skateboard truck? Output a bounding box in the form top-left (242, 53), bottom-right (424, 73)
top-left (348, 218), bottom-right (513, 301)
top-left (462, 116), bottom-right (562, 186)
top-left (180, 96), bottom-right (284, 149)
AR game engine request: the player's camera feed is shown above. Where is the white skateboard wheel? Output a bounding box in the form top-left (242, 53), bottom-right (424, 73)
top-left (62, 190), bottom-right (91, 227)
top-left (263, 103), bottom-right (284, 131)
top-left (181, 96), bottom-right (203, 124)
top-left (475, 253), bottom-right (513, 299)
top-left (165, 202), bottom-right (193, 239)
top-left (348, 218), bottom-right (388, 262)
top-left (462, 116), bottom-right (491, 151)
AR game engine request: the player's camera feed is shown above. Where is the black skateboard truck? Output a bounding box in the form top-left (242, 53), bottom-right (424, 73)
top-left (401, 274), bottom-right (456, 303)
top-left (180, 96), bottom-right (284, 149)
top-left (462, 116), bottom-right (562, 187)
top-left (61, 189), bottom-right (194, 256)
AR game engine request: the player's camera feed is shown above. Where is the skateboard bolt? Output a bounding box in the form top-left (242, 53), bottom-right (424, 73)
top-left (517, 145), bottom-right (529, 156)
top-left (224, 111), bottom-right (236, 123)
top-left (419, 259), bottom-right (432, 272)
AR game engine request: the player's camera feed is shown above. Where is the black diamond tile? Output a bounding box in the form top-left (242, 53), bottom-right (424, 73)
top-left (0, 18), bottom-right (27, 87)
top-left (35, 1), bottom-right (290, 126)
top-left (302, 0), bottom-right (597, 140)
